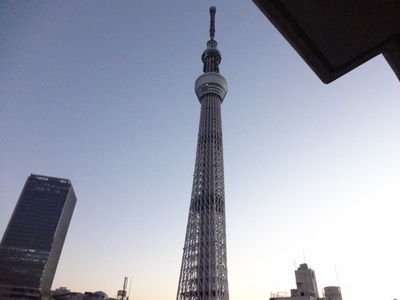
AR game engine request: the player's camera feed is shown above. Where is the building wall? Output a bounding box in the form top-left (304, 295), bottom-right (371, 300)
top-left (270, 296), bottom-right (317, 300)
top-left (324, 286), bottom-right (342, 300)
top-left (41, 183), bottom-right (77, 294)
top-left (0, 174), bottom-right (77, 299)
top-left (295, 264), bottom-right (319, 298)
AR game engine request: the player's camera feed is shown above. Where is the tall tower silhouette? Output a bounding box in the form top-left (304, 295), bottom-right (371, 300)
top-left (177, 7), bottom-right (229, 300)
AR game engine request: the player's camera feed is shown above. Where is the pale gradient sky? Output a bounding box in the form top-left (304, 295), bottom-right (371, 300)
top-left (1, 1), bottom-right (399, 300)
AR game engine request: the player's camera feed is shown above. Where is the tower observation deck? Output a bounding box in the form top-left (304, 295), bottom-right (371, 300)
top-left (176, 6), bottom-right (229, 300)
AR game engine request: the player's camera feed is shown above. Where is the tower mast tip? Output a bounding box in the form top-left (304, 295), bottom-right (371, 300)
top-left (209, 6), bottom-right (216, 40)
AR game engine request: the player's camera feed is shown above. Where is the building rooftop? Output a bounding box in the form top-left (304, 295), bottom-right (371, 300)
top-left (252, 0), bottom-right (400, 83)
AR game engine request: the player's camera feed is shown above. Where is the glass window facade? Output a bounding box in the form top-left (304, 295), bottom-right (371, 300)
top-left (0, 174), bottom-right (77, 299)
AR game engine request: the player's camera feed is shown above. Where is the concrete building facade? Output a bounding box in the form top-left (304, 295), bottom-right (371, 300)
top-left (324, 286), bottom-right (343, 300)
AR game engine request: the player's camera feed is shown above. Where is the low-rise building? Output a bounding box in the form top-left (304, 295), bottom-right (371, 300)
top-left (269, 264), bottom-right (342, 300)
top-left (51, 288), bottom-right (116, 300)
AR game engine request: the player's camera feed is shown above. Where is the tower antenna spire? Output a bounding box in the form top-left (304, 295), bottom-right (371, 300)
top-left (209, 6), bottom-right (216, 40)
top-left (202, 6), bottom-right (222, 73)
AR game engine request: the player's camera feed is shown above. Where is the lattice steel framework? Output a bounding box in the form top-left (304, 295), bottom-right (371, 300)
top-left (177, 7), bottom-right (229, 300)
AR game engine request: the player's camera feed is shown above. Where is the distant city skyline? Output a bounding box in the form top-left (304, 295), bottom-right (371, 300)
top-left (1, 2), bottom-right (399, 300)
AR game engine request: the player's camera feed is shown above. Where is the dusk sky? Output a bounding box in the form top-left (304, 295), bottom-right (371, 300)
top-left (1, 1), bottom-right (399, 300)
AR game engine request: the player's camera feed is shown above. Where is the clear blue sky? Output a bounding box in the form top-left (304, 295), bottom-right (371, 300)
top-left (1, 1), bottom-right (399, 300)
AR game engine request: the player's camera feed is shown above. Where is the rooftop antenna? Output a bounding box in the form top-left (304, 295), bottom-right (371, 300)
top-left (127, 276), bottom-right (132, 300)
top-left (117, 277), bottom-right (128, 300)
top-left (335, 266), bottom-right (340, 286)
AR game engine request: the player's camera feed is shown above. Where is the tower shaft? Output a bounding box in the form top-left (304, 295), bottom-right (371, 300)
top-left (177, 7), bottom-right (229, 300)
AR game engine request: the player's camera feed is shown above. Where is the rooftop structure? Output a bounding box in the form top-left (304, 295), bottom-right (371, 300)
top-left (324, 286), bottom-right (343, 300)
top-left (269, 264), bottom-right (342, 300)
top-left (252, 0), bottom-right (400, 83)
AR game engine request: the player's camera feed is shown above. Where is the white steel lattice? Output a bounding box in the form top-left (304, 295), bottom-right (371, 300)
top-left (177, 7), bottom-right (229, 300)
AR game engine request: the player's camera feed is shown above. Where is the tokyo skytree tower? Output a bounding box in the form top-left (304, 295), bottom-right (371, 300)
top-left (177, 7), bottom-right (229, 300)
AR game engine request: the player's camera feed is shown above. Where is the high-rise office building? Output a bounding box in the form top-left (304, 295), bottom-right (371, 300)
top-left (0, 174), bottom-right (77, 300)
top-left (176, 7), bottom-right (229, 300)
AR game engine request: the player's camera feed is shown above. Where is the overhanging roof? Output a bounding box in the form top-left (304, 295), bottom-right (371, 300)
top-left (252, 0), bottom-right (400, 83)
